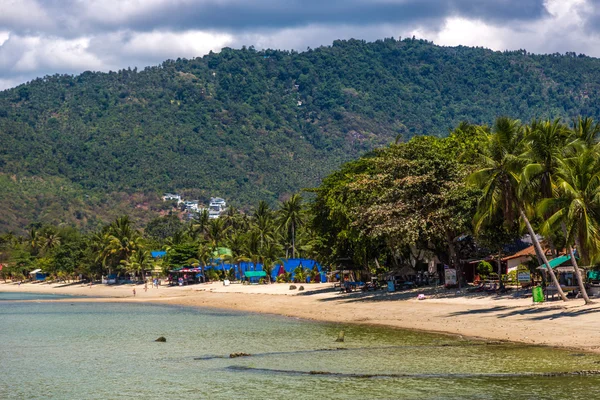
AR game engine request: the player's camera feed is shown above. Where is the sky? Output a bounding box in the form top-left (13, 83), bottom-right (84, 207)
top-left (1, 0), bottom-right (599, 90)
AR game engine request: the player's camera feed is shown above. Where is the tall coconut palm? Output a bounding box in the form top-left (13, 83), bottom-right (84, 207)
top-left (470, 117), bottom-right (567, 301)
top-left (121, 247), bottom-right (152, 282)
top-left (206, 218), bottom-right (229, 251)
top-left (40, 231), bottom-right (62, 255)
top-left (278, 194), bottom-right (304, 259)
top-left (258, 241), bottom-right (283, 283)
top-left (190, 209), bottom-right (210, 240)
top-left (571, 116), bottom-right (600, 147)
top-left (540, 150), bottom-right (600, 304)
top-left (106, 217), bottom-right (139, 271)
top-left (521, 118), bottom-right (570, 199)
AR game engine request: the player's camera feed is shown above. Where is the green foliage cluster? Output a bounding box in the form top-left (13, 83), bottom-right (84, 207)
top-left (309, 116), bottom-right (600, 293)
top-left (3, 38), bottom-right (600, 231)
top-left (0, 196), bottom-right (317, 284)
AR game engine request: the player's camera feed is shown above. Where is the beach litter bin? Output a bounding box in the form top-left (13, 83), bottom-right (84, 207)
top-left (532, 286), bottom-right (545, 303)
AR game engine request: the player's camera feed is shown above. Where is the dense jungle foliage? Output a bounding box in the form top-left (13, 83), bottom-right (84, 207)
top-left (2, 37), bottom-right (600, 232)
top-left (2, 116), bottom-right (599, 305)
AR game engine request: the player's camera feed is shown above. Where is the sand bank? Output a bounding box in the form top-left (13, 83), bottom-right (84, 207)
top-left (2, 281), bottom-right (600, 353)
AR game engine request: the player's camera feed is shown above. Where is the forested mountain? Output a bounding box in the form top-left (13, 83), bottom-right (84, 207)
top-left (2, 37), bottom-right (600, 232)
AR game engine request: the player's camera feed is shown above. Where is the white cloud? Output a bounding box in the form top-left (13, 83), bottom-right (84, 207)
top-left (410, 0), bottom-right (600, 56)
top-left (0, 34), bottom-right (104, 74)
top-left (1, 0), bottom-right (600, 91)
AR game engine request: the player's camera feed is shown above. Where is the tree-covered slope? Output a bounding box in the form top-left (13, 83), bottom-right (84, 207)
top-left (2, 37), bottom-right (600, 232)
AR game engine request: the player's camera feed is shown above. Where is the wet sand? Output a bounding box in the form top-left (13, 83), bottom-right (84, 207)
top-left (3, 281), bottom-right (600, 352)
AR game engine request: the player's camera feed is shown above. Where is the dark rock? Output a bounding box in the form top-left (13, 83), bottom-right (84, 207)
top-left (155, 336), bottom-right (167, 342)
top-left (298, 286), bottom-right (305, 291)
top-left (229, 352), bottom-right (251, 358)
top-left (289, 285), bottom-right (297, 290)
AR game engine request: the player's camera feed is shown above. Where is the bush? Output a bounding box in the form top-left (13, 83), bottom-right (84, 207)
top-left (205, 269), bottom-right (220, 282)
top-left (477, 261), bottom-right (493, 278)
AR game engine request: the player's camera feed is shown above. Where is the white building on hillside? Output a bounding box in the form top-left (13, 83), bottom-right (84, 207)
top-left (208, 197), bottom-right (227, 219)
top-left (163, 193), bottom-right (182, 203)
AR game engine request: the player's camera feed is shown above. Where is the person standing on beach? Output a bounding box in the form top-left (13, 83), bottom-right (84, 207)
top-left (133, 288), bottom-right (136, 297)
top-left (144, 282), bottom-right (148, 292)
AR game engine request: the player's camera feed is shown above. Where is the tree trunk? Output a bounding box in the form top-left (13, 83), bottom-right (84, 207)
top-left (446, 231), bottom-right (460, 289)
top-left (568, 245), bottom-right (592, 304)
top-left (519, 206), bottom-right (567, 301)
top-left (291, 223), bottom-right (296, 259)
top-left (573, 235), bottom-right (593, 304)
top-left (497, 250), bottom-right (504, 290)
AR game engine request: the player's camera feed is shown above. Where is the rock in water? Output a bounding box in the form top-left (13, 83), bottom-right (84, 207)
top-left (335, 331), bottom-right (345, 342)
top-left (155, 336), bottom-right (167, 342)
top-left (229, 352), bottom-right (251, 358)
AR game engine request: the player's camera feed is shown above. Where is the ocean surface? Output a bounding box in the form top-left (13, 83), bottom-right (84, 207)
top-left (1, 292), bottom-right (600, 399)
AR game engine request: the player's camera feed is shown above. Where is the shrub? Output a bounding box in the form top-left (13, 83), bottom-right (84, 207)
top-left (205, 269), bottom-right (220, 282)
top-left (477, 261), bottom-right (493, 279)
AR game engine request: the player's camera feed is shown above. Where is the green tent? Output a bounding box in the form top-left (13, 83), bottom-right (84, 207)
top-left (244, 271), bottom-right (267, 278)
top-left (537, 255), bottom-right (571, 269)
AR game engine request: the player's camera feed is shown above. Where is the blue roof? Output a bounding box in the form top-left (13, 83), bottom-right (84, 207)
top-left (151, 251), bottom-right (167, 258)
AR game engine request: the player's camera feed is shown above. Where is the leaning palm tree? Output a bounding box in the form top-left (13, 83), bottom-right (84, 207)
top-left (470, 117), bottom-right (567, 301)
top-left (278, 194), bottom-right (304, 259)
top-left (539, 150), bottom-right (600, 304)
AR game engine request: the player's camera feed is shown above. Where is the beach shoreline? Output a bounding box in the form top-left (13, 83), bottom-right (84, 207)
top-left (2, 281), bottom-right (600, 353)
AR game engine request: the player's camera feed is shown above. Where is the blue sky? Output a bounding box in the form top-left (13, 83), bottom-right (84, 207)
top-left (0, 0), bottom-right (597, 90)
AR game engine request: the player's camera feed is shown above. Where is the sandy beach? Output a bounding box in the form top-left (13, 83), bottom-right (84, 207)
top-left (3, 280), bottom-right (600, 353)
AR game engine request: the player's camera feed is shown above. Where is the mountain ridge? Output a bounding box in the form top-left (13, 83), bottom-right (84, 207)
top-left (1, 37), bottom-right (600, 232)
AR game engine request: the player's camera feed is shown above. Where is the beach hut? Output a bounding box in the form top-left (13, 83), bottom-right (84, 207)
top-left (28, 269), bottom-right (46, 281)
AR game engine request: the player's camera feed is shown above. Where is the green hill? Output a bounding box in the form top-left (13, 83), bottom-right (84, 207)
top-left (2, 37), bottom-right (600, 232)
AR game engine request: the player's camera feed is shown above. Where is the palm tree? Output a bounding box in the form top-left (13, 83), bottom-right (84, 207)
top-left (40, 231), bottom-right (62, 255)
top-left (521, 118), bottom-right (569, 199)
top-left (206, 218), bottom-right (229, 251)
top-left (121, 247), bottom-right (153, 282)
top-left (540, 150), bottom-right (600, 304)
top-left (278, 194), bottom-right (304, 259)
top-left (571, 116), bottom-right (600, 147)
top-left (225, 233), bottom-right (250, 280)
top-left (189, 209), bottom-right (210, 240)
top-left (196, 242), bottom-right (212, 282)
top-left (470, 117), bottom-right (568, 301)
top-left (258, 241), bottom-right (283, 283)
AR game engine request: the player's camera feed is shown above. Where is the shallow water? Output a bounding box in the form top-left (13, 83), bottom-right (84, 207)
top-left (1, 293), bottom-right (600, 399)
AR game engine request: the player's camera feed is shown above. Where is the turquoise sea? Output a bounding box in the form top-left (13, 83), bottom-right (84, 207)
top-left (1, 292), bottom-right (600, 399)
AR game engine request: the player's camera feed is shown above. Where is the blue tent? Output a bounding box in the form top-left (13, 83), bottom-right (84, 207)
top-left (272, 259), bottom-right (326, 282)
top-left (151, 251), bottom-right (167, 258)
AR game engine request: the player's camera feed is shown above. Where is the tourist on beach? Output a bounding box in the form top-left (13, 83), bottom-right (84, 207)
top-left (133, 288), bottom-right (136, 297)
top-left (144, 282), bottom-right (148, 292)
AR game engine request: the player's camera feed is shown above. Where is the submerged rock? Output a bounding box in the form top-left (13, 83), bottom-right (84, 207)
top-left (335, 331), bottom-right (345, 342)
top-left (229, 352), bottom-right (251, 358)
top-left (155, 336), bottom-right (167, 342)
